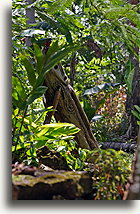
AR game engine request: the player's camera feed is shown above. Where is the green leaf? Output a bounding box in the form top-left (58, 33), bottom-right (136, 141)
top-left (27, 86), bottom-right (47, 105)
top-left (12, 143), bottom-right (31, 152)
top-left (134, 105), bottom-right (140, 113)
top-left (65, 30), bottom-right (73, 44)
top-left (50, 126), bottom-right (80, 136)
top-left (34, 72), bottom-right (45, 88)
top-left (40, 123), bottom-right (77, 128)
top-left (12, 76), bottom-right (25, 98)
top-left (12, 76), bottom-right (27, 109)
top-left (126, 68), bottom-right (135, 95)
top-left (21, 55), bottom-right (36, 87)
top-left (57, 21), bottom-right (73, 43)
top-left (132, 110), bottom-right (140, 120)
top-left (13, 108), bottom-right (19, 116)
top-left (12, 96), bottom-right (27, 110)
top-left (37, 128), bottom-right (49, 137)
top-left (44, 45), bottom-right (80, 72)
top-left (44, 40), bottom-right (59, 64)
top-left (23, 118), bottom-right (37, 128)
top-left (33, 43), bottom-right (44, 75)
top-left (36, 123), bottom-right (79, 138)
top-left (34, 135), bottom-right (56, 141)
top-left (70, 17), bottom-right (84, 28)
top-left (36, 11), bottom-right (73, 43)
top-left (83, 98), bottom-right (95, 121)
top-left (78, 149), bottom-right (86, 161)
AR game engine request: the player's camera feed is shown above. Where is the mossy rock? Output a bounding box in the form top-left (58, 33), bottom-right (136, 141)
top-left (12, 171), bottom-right (94, 200)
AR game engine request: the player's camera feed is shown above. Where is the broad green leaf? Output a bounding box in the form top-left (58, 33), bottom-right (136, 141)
top-left (34, 72), bottom-right (45, 88)
top-left (37, 128), bottom-right (49, 137)
top-left (23, 118), bottom-right (37, 128)
top-left (34, 136), bottom-right (56, 141)
top-left (37, 11), bottom-right (73, 43)
top-left (70, 17), bottom-right (84, 28)
top-left (40, 123), bottom-right (76, 128)
top-left (43, 40), bottom-right (59, 64)
top-left (65, 30), bottom-right (73, 44)
top-left (78, 149), bottom-right (87, 161)
top-left (12, 89), bottom-right (19, 102)
top-left (21, 55), bottom-right (36, 87)
top-left (13, 108), bottom-right (19, 116)
top-left (132, 110), bottom-right (140, 120)
top-left (83, 98), bottom-right (95, 121)
top-left (12, 143), bottom-right (31, 152)
top-left (58, 23), bottom-right (73, 43)
top-left (37, 123), bottom-right (79, 139)
top-left (124, 60), bottom-right (134, 95)
top-left (134, 105), bottom-right (140, 113)
top-left (33, 43), bottom-right (43, 75)
top-left (27, 86), bottom-right (47, 105)
top-left (12, 76), bottom-right (25, 98)
top-left (41, 4), bottom-right (49, 8)
top-left (51, 126), bottom-right (80, 136)
top-left (12, 76), bottom-right (27, 109)
top-left (12, 96), bottom-right (27, 110)
top-left (126, 68), bottom-right (134, 95)
top-left (44, 45), bottom-right (80, 72)
top-left (56, 18), bottom-right (73, 43)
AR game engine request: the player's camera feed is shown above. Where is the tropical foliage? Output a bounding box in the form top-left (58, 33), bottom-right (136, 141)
top-left (12, 0), bottom-right (139, 200)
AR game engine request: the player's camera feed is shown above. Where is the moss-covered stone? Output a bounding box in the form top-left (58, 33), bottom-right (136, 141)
top-left (12, 170), bottom-right (94, 200)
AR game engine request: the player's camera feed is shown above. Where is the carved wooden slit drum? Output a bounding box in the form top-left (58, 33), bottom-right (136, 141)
top-left (43, 64), bottom-right (99, 150)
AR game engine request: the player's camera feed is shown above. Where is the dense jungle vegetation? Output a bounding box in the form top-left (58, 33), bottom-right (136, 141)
top-left (12, 0), bottom-right (140, 200)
